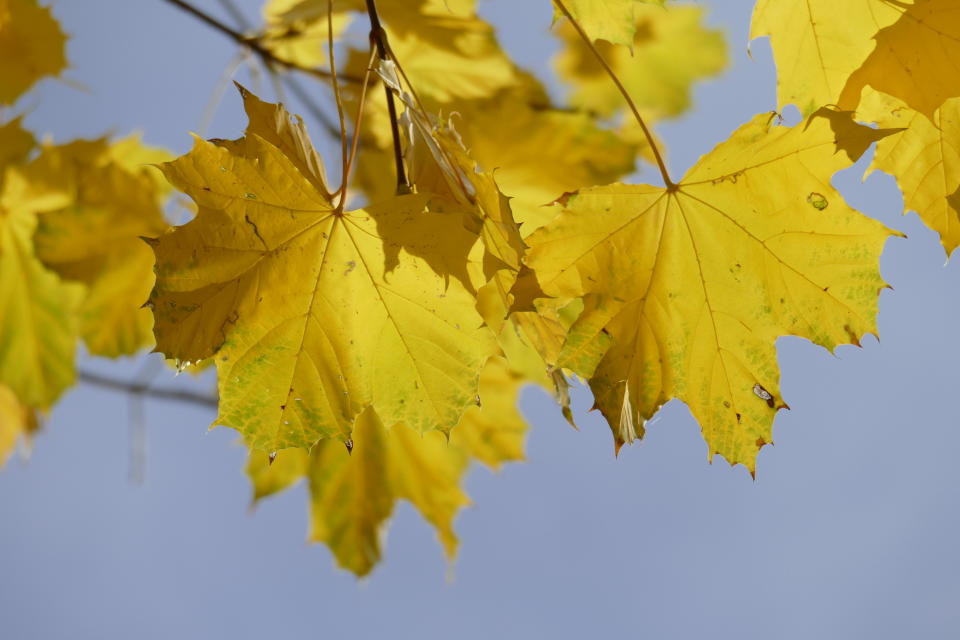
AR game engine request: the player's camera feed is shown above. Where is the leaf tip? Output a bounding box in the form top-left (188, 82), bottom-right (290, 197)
top-left (613, 438), bottom-right (625, 458)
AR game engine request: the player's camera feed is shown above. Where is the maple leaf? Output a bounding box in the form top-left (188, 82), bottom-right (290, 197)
top-left (750, 0), bottom-right (908, 115)
top-left (28, 138), bottom-right (171, 357)
top-left (0, 0), bottom-right (66, 105)
top-left (234, 84), bottom-right (334, 203)
top-left (522, 109), bottom-right (901, 471)
top-left (381, 13), bottom-right (515, 103)
top-left (0, 382), bottom-right (37, 467)
top-left (553, 0), bottom-right (667, 48)
top-left (269, 0), bottom-right (514, 104)
top-left (838, 0), bottom-right (960, 120)
top-left (367, 76), bottom-right (590, 418)
top-left (247, 356), bottom-right (527, 575)
top-left (856, 88), bottom-right (960, 256)
top-left (259, 0), bottom-right (353, 69)
top-left (554, 2), bottom-right (726, 120)
top-left (0, 116), bottom-right (33, 166)
top-left (0, 165), bottom-right (84, 411)
top-left (446, 81), bottom-right (638, 233)
top-left (149, 88), bottom-right (496, 451)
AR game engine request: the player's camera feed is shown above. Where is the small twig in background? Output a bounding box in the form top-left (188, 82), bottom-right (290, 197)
top-left (78, 369), bottom-right (217, 408)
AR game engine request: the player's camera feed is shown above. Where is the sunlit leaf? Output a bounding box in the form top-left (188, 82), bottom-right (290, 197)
top-left (248, 356), bottom-right (527, 575)
top-left (839, 0), bottom-right (960, 119)
top-left (150, 89), bottom-right (496, 451)
top-left (858, 87), bottom-right (960, 255)
top-left (523, 109), bottom-right (900, 471)
top-left (750, 0), bottom-right (908, 115)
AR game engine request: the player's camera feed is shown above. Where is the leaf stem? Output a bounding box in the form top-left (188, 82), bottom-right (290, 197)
top-left (341, 47), bottom-right (379, 200)
top-left (327, 0), bottom-right (350, 212)
top-left (551, 0), bottom-right (674, 188)
top-left (364, 0), bottom-right (409, 192)
top-left (78, 370), bottom-right (217, 409)
top-left (159, 0), bottom-right (362, 84)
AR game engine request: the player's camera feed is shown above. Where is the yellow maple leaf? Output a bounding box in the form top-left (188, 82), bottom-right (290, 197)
top-left (268, 0), bottom-right (513, 104)
top-left (553, 0), bottom-right (666, 47)
top-left (149, 88), bottom-right (496, 452)
top-left (386, 16), bottom-right (515, 105)
top-left (0, 381), bottom-right (36, 467)
top-left (28, 138), bottom-right (171, 357)
top-left (750, 0), bottom-right (908, 115)
top-left (448, 83), bottom-right (638, 233)
top-left (838, 0), bottom-right (960, 119)
top-left (447, 356), bottom-right (527, 468)
top-left (0, 116), bottom-right (33, 167)
top-left (271, 0), bottom-right (475, 19)
top-left (0, 0), bottom-right (67, 105)
top-left (247, 356), bottom-right (527, 575)
top-left (0, 166), bottom-right (84, 410)
top-left (0, 117), bottom-right (75, 434)
top-left (348, 63), bottom-right (638, 233)
top-left (351, 75), bottom-right (587, 421)
top-left (554, 2), bottom-right (726, 120)
top-left (522, 109), bottom-right (900, 472)
top-left (259, 0), bottom-right (353, 69)
top-left (234, 84), bottom-right (334, 203)
top-left (857, 87), bottom-right (960, 255)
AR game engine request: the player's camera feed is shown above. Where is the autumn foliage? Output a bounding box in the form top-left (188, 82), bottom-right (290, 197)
top-left (1, 0), bottom-right (955, 575)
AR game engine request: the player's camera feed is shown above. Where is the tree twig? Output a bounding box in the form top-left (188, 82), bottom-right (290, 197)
top-left (160, 0), bottom-right (362, 84)
top-left (199, 0), bottom-right (344, 141)
top-left (364, 0), bottom-right (409, 192)
top-left (78, 370), bottom-right (217, 409)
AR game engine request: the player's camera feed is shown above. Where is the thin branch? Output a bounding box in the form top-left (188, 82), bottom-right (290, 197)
top-left (164, 0), bottom-right (349, 152)
top-left (160, 0), bottom-right (362, 84)
top-left (364, 0), bottom-right (409, 191)
top-left (78, 370), bottom-right (217, 409)
top-left (552, 0), bottom-right (674, 188)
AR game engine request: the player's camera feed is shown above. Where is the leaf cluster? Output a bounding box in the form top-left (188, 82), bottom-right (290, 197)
top-left (1, 0), bottom-right (955, 575)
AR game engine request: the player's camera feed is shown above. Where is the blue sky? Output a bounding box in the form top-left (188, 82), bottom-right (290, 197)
top-left (1, 1), bottom-right (959, 638)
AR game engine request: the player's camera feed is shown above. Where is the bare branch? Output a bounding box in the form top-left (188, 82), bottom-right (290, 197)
top-left (78, 370), bottom-right (217, 409)
top-left (159, 0), bottom-right (362, 84)
top-left (364, 0), bottom-right (409, 192)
